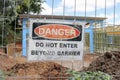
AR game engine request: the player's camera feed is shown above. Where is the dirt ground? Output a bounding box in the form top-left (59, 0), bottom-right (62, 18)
top-left (0, 52), bottom-right (69, 80)
top-left (0, 52), bottom-right (97, 80)
top-left (53, 54), bottom-right (98, 71)
top-left (0, 52), bottom-right (16, 71)
top-left (84, 51), bottom-right (120, 80)
top-left (1, 51), bottom-right (120, 80)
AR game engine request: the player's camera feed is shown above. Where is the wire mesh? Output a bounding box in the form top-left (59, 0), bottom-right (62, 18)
top-left (0, 0), bottom-right (120, 80)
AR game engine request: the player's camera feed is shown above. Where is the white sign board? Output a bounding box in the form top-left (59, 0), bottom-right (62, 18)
top-left (27, 19), bottom-right (84, 61)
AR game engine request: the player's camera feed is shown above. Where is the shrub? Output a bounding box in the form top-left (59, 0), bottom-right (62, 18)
top-left (0, 69), bottom-right (5, 80)
top-left (67, 70), bottom-right (112, 80)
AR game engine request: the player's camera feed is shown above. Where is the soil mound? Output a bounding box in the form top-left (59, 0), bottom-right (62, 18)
top-left (0, 53), bottom-right (15, 71)
top-left (85, 51), bottom-right (120, 80)
top-left (7, 62), bottom-right (69, 80)
top-left (0, 53), bottom-right (69, 80)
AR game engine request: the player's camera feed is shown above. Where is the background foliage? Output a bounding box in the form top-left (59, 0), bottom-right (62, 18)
top-left (0, 0), bottom-right (45, 46)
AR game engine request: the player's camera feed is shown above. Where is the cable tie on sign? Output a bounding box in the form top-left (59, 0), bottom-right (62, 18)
top-left (73, 19), bottom-right (76, 25)
top-left (44, 17), bottom-right (46, 22)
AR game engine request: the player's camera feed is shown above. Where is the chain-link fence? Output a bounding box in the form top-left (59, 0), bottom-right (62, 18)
top-left (0, 0), bottom-right (120, 80)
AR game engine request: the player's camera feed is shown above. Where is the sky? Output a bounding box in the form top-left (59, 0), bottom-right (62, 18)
top-left (41, 0), bottom-right (120, 25)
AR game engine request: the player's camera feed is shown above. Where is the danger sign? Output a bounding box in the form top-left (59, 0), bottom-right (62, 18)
top-left (27, 20), bottom-right (84, 61)
top-left (34, 24), bottom-right (80, 39)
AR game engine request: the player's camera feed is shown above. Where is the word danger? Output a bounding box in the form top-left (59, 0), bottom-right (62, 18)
top-left (38, 28), bottom-right (75, 36)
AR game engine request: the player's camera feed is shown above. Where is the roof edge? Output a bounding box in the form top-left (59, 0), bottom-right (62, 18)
top-left (19, 14), bottom-right (107, 20)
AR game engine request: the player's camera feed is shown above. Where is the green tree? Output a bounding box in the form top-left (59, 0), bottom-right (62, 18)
top-left (11, 0), bottom-right (45, 29)
top-left (0, 0), bottom-right (45, 46)
top-left (17, 0), bottom-right (45, 14)
top-left (0, 0), bottom-right (45, 16)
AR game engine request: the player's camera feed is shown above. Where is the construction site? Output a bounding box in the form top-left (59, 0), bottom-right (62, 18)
top-left (0, 0), bottom-right (120, 80)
